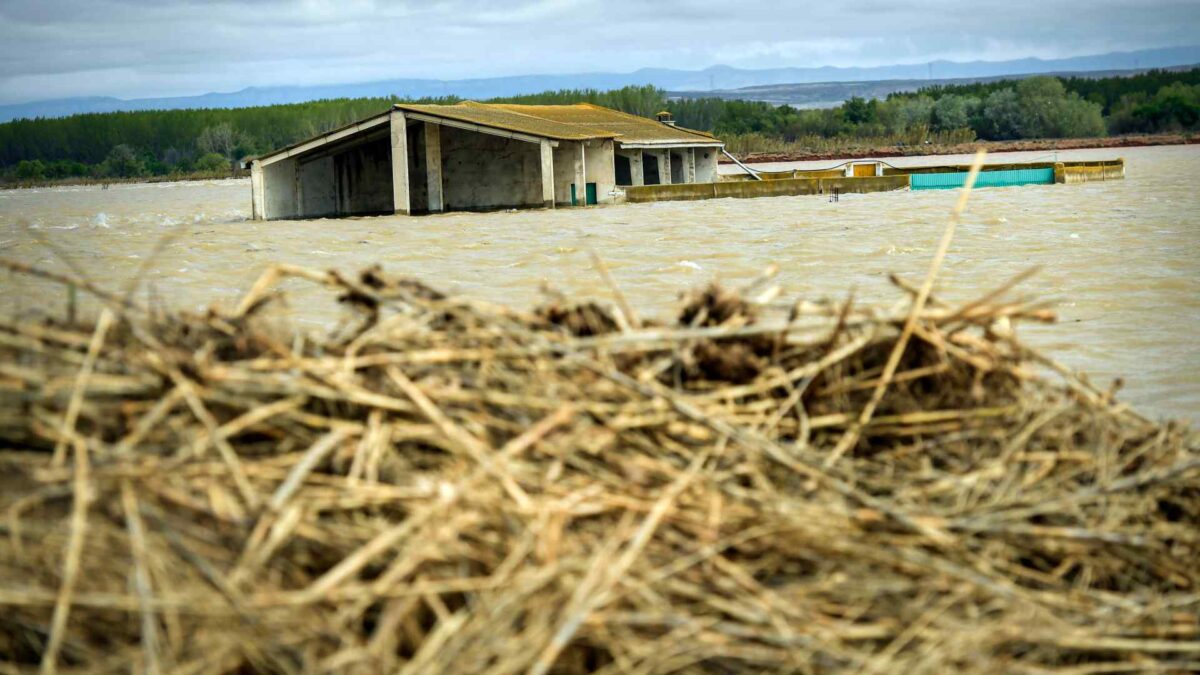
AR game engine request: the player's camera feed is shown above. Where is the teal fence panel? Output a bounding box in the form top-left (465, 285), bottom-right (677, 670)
top-left (910, 167), bottom-right (1055, 190)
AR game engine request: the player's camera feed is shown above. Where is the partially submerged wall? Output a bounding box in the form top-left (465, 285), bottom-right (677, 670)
top-left (299, 156), bottom-right (335, 217)
top-left (552, 141), bottom-right (578, 206)
top-left (333, 137), bottom-right (393, 215)
top-left (440, 126), bottom-right (542, 210)
top-left (585, 139), bottom-right (616, 204)
top-left (263, 157), bottom-right (298, 219)
top-left (1057, 159), bottom-right (1125, 184)
top-left (258, 134), bottom-right (393, 220)
top-left (623, 174), bottom-right (908, 203)
top-left (694, 148), bottom-right (718, 183)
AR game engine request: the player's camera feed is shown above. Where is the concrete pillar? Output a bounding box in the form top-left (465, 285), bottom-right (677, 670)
top-left (540, 140), bottom-right (555, 208)
top-left (660, 150), bottom-right (672, 185)
top-left (630, 151), bottom-right (644, 186)
top-left (424, 123), bottom-right (443, 212)
top-left (293, 160), bottom-right (303, 217)
top-left (389, 110), bottom-right (410, 215)
top-left (687, 148), bottom-right (696, 184)
top-left (250, 161), bottom-right (265, 220)
top-left (574, 142), bottom-right (587, 206)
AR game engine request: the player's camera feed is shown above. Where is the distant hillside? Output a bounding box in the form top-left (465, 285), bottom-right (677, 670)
top-left (672, 64), bottom-right (1200, 108)
top-left (2, 45), bottom-right (1198, 122)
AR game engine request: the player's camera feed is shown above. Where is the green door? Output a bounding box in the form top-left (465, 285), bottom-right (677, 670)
top-left (570, 183), bottom-right (599, 206)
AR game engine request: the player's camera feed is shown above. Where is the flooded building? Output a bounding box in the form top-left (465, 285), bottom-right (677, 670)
top-left (249, 102), bottom-right (722, 219)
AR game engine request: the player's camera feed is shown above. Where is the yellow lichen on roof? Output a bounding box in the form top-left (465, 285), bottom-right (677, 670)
top-left (395, 102), bottom-right (613, 141)
top-left (492, 103), bottom-right (717, 144)
top-left (394, 102), bottom-right (718, 145)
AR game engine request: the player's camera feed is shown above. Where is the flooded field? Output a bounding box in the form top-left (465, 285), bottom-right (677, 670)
top-left (2, 145), bottom-right (1197, 421)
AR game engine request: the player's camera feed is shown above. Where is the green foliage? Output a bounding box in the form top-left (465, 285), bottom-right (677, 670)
top-left (1113, 82), bottom-right (1200, 133)
top-left (490, 85), bottom-right (666, 117)
top-left (891, 67), bottom-right (1199, 138)
top-left (841, 97), bottom-right (877, 124)
top-left (194, 152), bottom-right (229, 173)
top-left (15, 159), bottom-right (46, 181)
top-left (931, 95), bottom-right (978, 132)
top-left (100, 144), bottom-right (146, 178)
top-left (979, 89), bottom-right (1024, 140)
top-left (2, 69), bottom-right (1196, 183)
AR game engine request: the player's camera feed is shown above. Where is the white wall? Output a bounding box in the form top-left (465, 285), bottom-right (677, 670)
top-left (552, 141), bottom-right (578, 205)
top-left (263, 157), bottom-right (298, 220)
top-left (695, 148), bottom-right (718, 183)
top-left (585, 139), bottom-right (616, 204)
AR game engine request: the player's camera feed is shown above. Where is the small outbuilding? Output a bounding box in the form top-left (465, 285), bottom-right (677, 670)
top-left (248, 102), bottom-right (723, 219)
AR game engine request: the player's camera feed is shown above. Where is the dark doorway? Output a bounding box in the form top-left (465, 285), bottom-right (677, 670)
top-left (670, 152), bottom-right (685, 183)
top-left (615, 154), bottom-right (632, 186)
top-left (642, 154), bottom-right (660, 185)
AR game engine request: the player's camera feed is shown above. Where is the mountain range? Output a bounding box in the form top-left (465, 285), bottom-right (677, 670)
top-left (670, 64), bottom-right (1200, 108)
top-left (2, 45), bottom-right (1197, 123)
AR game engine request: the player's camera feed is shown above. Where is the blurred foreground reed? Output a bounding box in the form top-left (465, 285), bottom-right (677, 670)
top-left (1, 252), bottom-right (1196, 674)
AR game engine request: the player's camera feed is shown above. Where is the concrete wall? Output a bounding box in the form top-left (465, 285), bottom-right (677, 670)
top-left (669, 151), bottom-right (685, 184)
top-left (614, 149), bottom-right (646, 187)
top-left (1058, 159), bottom-right (1125, 184)
top-left (407, 123), bottom-right (429, 213)
top-left (299, 155), bottom-right (335, 217)
top-left (552, 141), bottom-right (578, 205)
top-left (585, 139), bottom-right (616, 204)
top-left (695, 148), bottom-right (718, 183)
top-left (333, 136), bottom-right (393, 215)
top-left (259, 134), bottom-right (394, 220)
top-left (441, 125), bottom-right (542, 210)
top-left (623, 174), bottom-right (908, 204)
top-left (263, 157), bottom-right (298, 219)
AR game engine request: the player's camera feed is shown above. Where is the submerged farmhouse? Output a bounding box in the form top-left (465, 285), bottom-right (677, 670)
top-left (248, 101), bottom-right (1127, 220)
top-left (249, 102), bottom-right (723, 219)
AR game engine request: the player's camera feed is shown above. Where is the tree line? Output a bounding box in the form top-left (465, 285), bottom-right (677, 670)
top-left (2, 69), bottom-right (1197, 183)
top-left (667, 68), bottom-right (1200, 148)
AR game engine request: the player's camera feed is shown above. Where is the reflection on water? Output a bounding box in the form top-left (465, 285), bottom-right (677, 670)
top-left (2, 146), bottom-right (1198, 420)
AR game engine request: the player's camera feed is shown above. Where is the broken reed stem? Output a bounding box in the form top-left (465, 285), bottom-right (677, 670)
top-left (588, 249), bottom-right (640, 330)
top-left (826, 149), bottom-right (987, 467)
top-left (121, 480), bottom-right (161, 675)
top-left (52, 308), bottom-right (114, 466)
top-left (40, 439), bottom-right (90, 675)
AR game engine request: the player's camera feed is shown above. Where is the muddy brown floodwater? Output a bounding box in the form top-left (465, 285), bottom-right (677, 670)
top-left (2, 146), bottom-right (1198, 421)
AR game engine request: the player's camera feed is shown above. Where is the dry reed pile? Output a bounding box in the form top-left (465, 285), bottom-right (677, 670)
top-left (0, 255), bottom-right (1197, 674)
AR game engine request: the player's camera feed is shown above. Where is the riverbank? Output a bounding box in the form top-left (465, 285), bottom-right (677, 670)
top-left (0, 168), bottom-right (246, 190)
top-left (724, 132), bottom-right (1198, 164)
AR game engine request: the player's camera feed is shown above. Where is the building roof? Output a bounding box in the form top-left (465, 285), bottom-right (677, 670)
top-left (395, 101), bottom-right (719, 146)
top-left (252, 102), bottom-right (721, 164)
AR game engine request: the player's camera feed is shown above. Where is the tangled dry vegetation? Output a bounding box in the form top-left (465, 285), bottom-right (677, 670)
top-left (0, 254), bottom-right (1197, 674)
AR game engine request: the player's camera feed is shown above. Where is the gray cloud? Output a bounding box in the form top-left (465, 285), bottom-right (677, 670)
top-left (1, 0), bottom-right (1197, 104)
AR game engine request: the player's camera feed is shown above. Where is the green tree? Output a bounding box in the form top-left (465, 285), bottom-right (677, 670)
top-left (15, 159), bottom-right (46, 181)
top-left (100, 144), bottom-right (146, 178)
top-left (1133, 82), bottom-right (1200, 132)
top-left (194, 152), bottom-right (228, 173)
top-left (979, 89), bottom-right (1023, 139)
top-left (197, 123), bottom-right (243, 170)
top-left (931, 95), bottom-right (978, 131)
top-left (885, 96), bottom-right (934, 135)
top-left (842, 96), bottom-right (877, 124)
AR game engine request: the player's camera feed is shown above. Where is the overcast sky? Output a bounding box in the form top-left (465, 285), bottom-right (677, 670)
top-left (2, 0), bottom-right (1198, 105)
